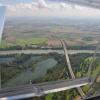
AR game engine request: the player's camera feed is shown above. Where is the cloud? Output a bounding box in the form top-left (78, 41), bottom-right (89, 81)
top-left (5, 0), bottom-right (100, 17)
top-left (59, 3), bottom-right (67, 8)
top-left (7, 5), bottom-right (16, 12)
top-left (6, 0), bottom-right (48, 13)
top-left (6, 0), bottom-right (70, 13)
top-left (13, 3), bottom-right (33, 9)
top-left (37, 0), bottom-right (48, 8)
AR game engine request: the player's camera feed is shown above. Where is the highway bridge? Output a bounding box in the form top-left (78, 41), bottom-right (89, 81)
top-left (0, 77), bottom-right (90, 100)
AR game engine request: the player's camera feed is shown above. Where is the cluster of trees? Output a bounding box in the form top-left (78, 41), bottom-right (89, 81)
top-left (32, 53), bottom-right (94, 100)
top-left (0, 44), bottom-right (97, 50)
top-left (33, 53), bottom-right (100, 100)
top-left (1, 53), bottom-right (99, 99)
top-left (67, 45), bottom-right (97, 50)
top-left (1, 54), bottom-right (35, 85)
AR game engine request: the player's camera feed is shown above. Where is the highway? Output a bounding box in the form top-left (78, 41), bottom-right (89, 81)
top-left (0, 77), bottom-right (89, 100)
top-left (61, 40), bottom-right (86, 98)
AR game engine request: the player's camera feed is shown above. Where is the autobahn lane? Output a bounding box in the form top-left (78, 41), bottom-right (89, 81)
top-left (0, 77), bottom-right (89, 100)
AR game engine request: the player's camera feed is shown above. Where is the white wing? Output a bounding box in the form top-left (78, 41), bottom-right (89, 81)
top-left (0, 5), bottom-right (6, 42)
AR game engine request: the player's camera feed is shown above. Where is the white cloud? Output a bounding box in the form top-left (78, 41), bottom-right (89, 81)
top-left (7, 5), bottom-right (16, 12)
top-left (59, 3), bottom-right (67, 8)
top-left (5, 0), bottom-right (100, 17)
top-left (37, 0), bottom-right (48, 8)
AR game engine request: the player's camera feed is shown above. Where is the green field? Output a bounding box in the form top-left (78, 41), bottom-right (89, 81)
top-left (16, 38), bottom-right (47, 47)
top-left (0, 38), bottom-right (48, 48)
top-left (0, 40), bottom-right (9, 48)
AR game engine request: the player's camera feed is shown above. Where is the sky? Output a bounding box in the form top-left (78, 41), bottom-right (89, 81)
top-left (0, 0), bottom-right (100, 18)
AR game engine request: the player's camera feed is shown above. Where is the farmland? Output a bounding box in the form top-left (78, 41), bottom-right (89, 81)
top-left (0, 17), bottom-right (100, 100)
top-left (1, 17), bottom-right (99, 50)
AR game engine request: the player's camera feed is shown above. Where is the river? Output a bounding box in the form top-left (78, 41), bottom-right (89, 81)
top-left (0, 49), bottom-right (100, 55)
top-left (3, 58), bottom-right (57, 87)
top-left (1, 49), bottom-right (100, 88)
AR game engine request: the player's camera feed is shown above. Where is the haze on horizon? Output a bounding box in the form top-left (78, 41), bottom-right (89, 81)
top-left (0, 0), bottom-right (100, 18)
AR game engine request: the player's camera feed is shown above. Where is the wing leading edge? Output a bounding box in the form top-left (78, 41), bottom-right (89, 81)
top-left (0, 5), bottom-right (6, 42)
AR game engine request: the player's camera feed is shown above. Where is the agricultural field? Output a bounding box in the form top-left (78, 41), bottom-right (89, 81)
top-left (1, 17), bottom-right (99, 50)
